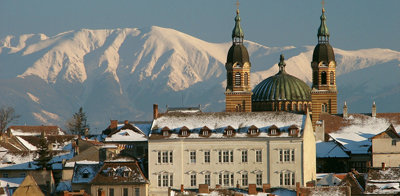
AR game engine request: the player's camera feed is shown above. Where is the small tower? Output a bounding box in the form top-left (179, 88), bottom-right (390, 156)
top-left (343, 101), bottom-right (348, 118)
top-left (372, 101), bottom-right (376, 117)
top-left (225, 5), bottom-right (252, 112)
top-left (311, 6), bottom-right (338, 126)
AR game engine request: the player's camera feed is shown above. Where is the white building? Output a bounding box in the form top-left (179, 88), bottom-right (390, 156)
top-left (148, 110), bottom-right (316, 195)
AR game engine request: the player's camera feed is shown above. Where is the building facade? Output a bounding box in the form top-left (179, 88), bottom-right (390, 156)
top-left (148, 111), bottom-right (316, 195)
top-left (371, 124), bottom-right (400, 167)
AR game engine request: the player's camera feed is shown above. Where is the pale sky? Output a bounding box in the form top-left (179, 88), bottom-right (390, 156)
top-left (1, 0), bottom-right (399, 51)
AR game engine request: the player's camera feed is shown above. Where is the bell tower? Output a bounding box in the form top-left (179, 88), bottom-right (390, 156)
top-left (311, 6), bottom-right (338, 126)
top-left (225, 3), bottom-right (252, 112)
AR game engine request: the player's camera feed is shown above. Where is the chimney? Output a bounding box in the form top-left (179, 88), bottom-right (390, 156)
top-left (248, 184), bottom-right (257, 195)
top-left (372, 101), bottom-right (376, 117)
top-left (110, 120), bottom-right (118, 129)
top-left (124, 120), bottom-right (129, 125)
top-left (262, 184), bottom-right (271, 193)
top-left (306, 181), bottom-right (314, 187)
top-left (343, 101), bottom-right (348, 118)
top-left (198, 184), bottom-right (209, 194)
top-left (180, 184), bottom-right (184, 192)
top-left (382, 162), bottom-right (386, 170)
top-left (153, 104), bottom-right (159, 119)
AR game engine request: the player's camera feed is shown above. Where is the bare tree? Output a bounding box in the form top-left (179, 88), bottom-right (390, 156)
top-left (66, 107), bottom-right (90, 135)
top-left (0, 106), bottom-right (20, 133)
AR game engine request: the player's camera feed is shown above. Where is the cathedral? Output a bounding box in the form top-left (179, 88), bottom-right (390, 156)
top-left (225, 7), bottom-right (338, 126)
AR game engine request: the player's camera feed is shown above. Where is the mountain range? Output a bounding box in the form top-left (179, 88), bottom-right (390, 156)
top-left (0, 26), bottom-right (399, 132)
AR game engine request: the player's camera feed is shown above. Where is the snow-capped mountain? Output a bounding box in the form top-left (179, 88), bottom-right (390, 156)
top-left (0, 26), bottom-right (399, 132)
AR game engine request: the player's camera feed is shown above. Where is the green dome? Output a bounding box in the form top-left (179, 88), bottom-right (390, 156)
top-left (252, 55), bottom-right (311, 102)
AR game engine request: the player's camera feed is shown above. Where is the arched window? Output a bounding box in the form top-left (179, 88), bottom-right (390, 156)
top-left (293, 103), bottom-right (297, 111)
top-left (330, 71), bottom-right (334, 85)
top-left (236, 104), bottom-right (242, 112)
top-left (321, 71), bottom-right (327, 85)
top-left (321, 104), bottom-right (328, 113)
top-left (244, 72), bottom-right (248, 86)
top-left (313, 71), bottom-right (318, 86)
top-left (281, 102), bottom-right (285, 111)
top-left (299, 103), bottom-right (303, 111)
top-left (287, 103), bottom-right (291, 111)
top-left (235, 72), bottom-right (241, 86)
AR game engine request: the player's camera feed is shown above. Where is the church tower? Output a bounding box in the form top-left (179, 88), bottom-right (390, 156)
top-left (311, 7), bottom-right (338, 126)
top-left (225, 6), bottom-right (252, 112)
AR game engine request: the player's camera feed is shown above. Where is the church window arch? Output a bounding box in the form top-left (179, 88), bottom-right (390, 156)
top-left (287, 103), bottom-right (291, 111)
top-left (244, 73), bottom-right (248, 86)
top-left (293, 103), bottom-right (297, 111)
top-left (321, 71), bottom-right (327, 85)
top-left (299, 103), bottom-right (303, 111)
top-left (280, 102), bottom-right (285, 111)
top-left (235, 72), bottom-right (241, 86)
top-left (330, 71), bottom-right (334, 85)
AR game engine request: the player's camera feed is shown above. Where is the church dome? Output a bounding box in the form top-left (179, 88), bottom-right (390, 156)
top-left (312, 43), bottom-right (335, 63)
top-left (226, 44), bottom-right (250, 65)
top-left (252, 55), bottom-right (311, 103)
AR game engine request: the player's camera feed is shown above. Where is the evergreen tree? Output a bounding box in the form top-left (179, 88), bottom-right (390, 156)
top-left (34, 132), bottom-right (53, 170)
top-left (67, 107), bottom-right (90, 135)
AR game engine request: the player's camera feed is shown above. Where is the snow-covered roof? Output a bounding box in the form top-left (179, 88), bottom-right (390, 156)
top-left (316, 141), bottom-right (350, 158)
top-left (324, 114), bottom-right (400, 154)
top-left (0, 177), bottom-right (24, 188)
top-left (105, 129), bottom-right (147, 142)
top-left (90, 161), bottom-right (148, 184)
top-left (317, 173), bottom-right (342, 186)
top-left (366, 167), bottom-right (400, 194)
top-left (8, 126), bottom-right (65, 136)
top-left (151, 112), bottom-right (305, 139)
top-left (71, 162), bottom-right (102, 184)
top-left (15, 136), bottom-right (37, 151)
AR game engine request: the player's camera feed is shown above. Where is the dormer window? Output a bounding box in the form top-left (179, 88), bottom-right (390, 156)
top-left (248, 125), bottom-right (258, 135)
top-left (82, 170), bottom-right (90, 178)
top-left (180, 126), bottom-right (190, 137)
top-left (225, 126), bottom-right (235, 137)
top-left (269, 125), bottom-right (280, 136)
top-left (200, 126), bottom-right (211, 137)
top-left (289, 125), bottom-right (299, 137)
top-left (161, 127), bottom-right (170, 137)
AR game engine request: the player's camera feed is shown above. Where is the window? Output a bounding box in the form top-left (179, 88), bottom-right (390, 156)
top-left (280, 172), bottom-right (295, 186)
top-left (123, 188), bottom-right (128, 196)
top-left (290, 129), bottom-right (297, 136)
top-left (109, 188), bottom-right (114, 196)
top-left (219, 174), bottom-right (222, 185)
top-left (205, 174), bottom-right (211, 186)
top-left (244, 72), bottom-right (248, 86)
top-left (226, 130), bottom-right (233, 136)
top-left (393, 140), bottom-right (397, 146)
top-left (287, 103), bottom-right (291, 111)
top-left (330, 71), bottom-right (334, 85)
top-left (281, 102), bottom-right (285, 111)
top-left (270, 129), bottom-right (277, 135)
top-left (202, 130), bottom-right (209, 136)
top-left (135, 188), bottom-right (140, 196)
top-left (170, 174), bottom-right (174, 186)
top-left (190, 174), bottom-right (196, 186)
top-left (228, 72), bottom-right (232, 86)
top-left (231, 174), bottom-right (234, 186)
top-left (242, 150), bottom-right (248, 163)
top-left (181, 130), bottom-right (188, 136)
top-left (2, 173), bottom-right (8, 178)
top-left (190, 151), bottom-right (196, 163)
top-left (280, 149), bottom-right (295, 162)
top-left (218, 150), bottom-right (234, 163)
top-left (223, 151), bottom-right (229, 162)
top-left (284, 150), bottom-right (290, 162)
top-left (163, 131), bottom-right (168, 136)
top-left (163, 174), bottom-right (168, 186)
top-left (291, 150), bottom-right (295, 161)
top-left (256, 150), bottom-right (262, 162)
top-left (235, 104), bottom-right (242, 112)
top-left (162, 151), bottom-right (168, 163)
top-left (242, 173), bottom-right (248, 186)
top-left (82, 170), bottom-right (89, 178)
top-left (235, 72), bottom-right (241, 86)
top-left (20, 173), bottom-right (26, 178)
top-left (158, 174), bottom-right (161, 187)
top-left (321, 71), bottom-right (327, 85)
top-left (223, 173), bottom-right (229, 186)
top-left (293, 103), bottom-right (297, 111)
top-left (322, 103), bottom-right (328, 112)
top-left (158, 151), bottom-right (173, 164)
top-left (256, 174), bottom-right (262, 186)
top-left (204, 151), bottom-right (210, 163)
top-left (299, 103), bottom-right (303, 111)
top-left (313, 71), bottom-right (318, 85)
top-left (250, 129), bottom-right (257, 135)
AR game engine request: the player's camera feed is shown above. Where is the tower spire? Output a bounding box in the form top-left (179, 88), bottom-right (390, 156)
top-left (318, 3), bottom-right (330, 43)
top-left (278, 54), bottom-right (286, 73)
top-left (232, 0), bottom-right (244, 45)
